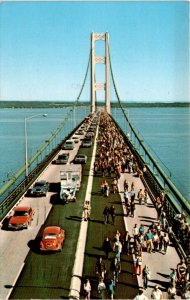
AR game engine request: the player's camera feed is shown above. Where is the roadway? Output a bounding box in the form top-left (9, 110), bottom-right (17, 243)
top-left (0, 127), bottom-right (85, 300)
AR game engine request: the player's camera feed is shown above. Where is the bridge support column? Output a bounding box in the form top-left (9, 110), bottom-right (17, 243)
top-left (91, 32), bottom-right (111, 114)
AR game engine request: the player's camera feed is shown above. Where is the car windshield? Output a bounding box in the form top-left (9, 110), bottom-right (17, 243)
top-left (35, 182), bottom-right (46, 187)
top-left (44, 234), bottom-right (57, 239)
top-left (14, 211), bottom-right (29, 216)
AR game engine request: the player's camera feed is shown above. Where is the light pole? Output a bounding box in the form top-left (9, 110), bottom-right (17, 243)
top-left (25, 114), bottom-right (47, 178)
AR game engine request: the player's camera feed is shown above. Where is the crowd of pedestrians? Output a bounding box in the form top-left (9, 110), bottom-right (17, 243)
top-left (83, 112), bottom-right (190, 299)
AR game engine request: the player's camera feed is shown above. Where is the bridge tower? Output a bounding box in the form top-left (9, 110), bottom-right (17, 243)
top-left (91, 32), bottom-right (110, 114)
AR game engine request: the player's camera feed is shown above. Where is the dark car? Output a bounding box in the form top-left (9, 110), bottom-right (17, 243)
top-left (54, 153), bottom-right (69, 164)
top-left (73, 154), bottom-right (87, 164)
top-left (82, 138), bottom-right (92, 148)
top-left (30, 180), bottom-right (49, 197)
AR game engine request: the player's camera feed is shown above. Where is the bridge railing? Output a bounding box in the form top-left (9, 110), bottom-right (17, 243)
top-left (111, 113), bottom-right (190, 258)
top-left (0, 110), bottom-right (89, 221)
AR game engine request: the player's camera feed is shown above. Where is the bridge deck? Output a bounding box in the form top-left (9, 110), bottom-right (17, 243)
top-left (0, 115), bottom-right (181, 299)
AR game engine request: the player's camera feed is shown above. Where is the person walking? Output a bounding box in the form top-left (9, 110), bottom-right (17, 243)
top-left (145, 229), bottom-right (154, 253)
top-left (137, 189), bottom-right (144, 205)
top-left (113, 240), bottom-right (122, 262)
top-left (132, 224), bottom-right (139, 240)
top-left (124, 179), bottom-right (129, 191)
top-left (163, 232), bottom-right (170, 254)
top-left (102, 237), bottom-right (112, 259)
top-left (83, 200), bottom-right (91, 221)
top-left (133, 289), bottom-right (149, 300)
top-left (107, 280), bottom-right (114, 300)
top-left (95, 257), bottom-right (106, 279)
top-left (151, 285), bottom-right (163, 299)
top-left (167, 283), bottom-right (176, 299)
top-left (133, 254), bottom-right (142, 275)
top-left (122, 231), bottom-right (131, 255)
top-left (142, 265), bottom-right (150, 289)
top-left (98, 277), bottom-right (106, 300)
top-left (130, 200), bottom-right (136, 217)
top-left (109, 205), bottom-right (116, 224)
top-left (110, 257), bottom-right (121, 286)
top-left (84, 278), bottom-right (91, 300)
top-left (103, 205), bottom-right (110, 224)
top-left (130, 188), bottom-right (136, 202)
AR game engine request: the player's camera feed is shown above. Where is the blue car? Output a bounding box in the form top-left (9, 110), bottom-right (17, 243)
top-left (30, 180), bottom-right (49, 197)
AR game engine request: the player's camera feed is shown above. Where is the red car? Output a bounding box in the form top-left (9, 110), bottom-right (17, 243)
top-left (40, 226), bottom-right (65, 252)
top-left (8, 206), bottom-right (35, 230)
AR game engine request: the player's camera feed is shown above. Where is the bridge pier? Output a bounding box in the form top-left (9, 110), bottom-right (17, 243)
top-left (91, 32), bottom-right (110, 114)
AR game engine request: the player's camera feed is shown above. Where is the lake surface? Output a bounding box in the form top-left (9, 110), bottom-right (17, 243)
top-left (0, 106), bottom-right (189, 201)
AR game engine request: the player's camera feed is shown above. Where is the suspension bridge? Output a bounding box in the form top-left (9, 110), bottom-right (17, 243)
top-left (0, 32), bottom-right (189, 300)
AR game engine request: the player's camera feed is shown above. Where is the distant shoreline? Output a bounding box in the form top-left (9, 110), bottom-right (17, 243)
top-left (0, 100), bottom-right (189, 109)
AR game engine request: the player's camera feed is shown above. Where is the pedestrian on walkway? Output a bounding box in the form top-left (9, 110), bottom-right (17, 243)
top-left (124, 179), bottom-right (129, 191)
top-left (145, 229), bottom-right (154, 253)
top-left (133, 289), bottom-right (148, 300)
top-left (83, 200), bottom-right (91, 221)
top-left (124, 190), bottom-right (130, 206)
top-left (137, 189), bottom-right (144, 205)
top-left (102, 236), bottom-right (112, 259)
top-left (142, 265), bottom-right (150, 289)
top-left (122, 231), bottom-right (131, 255)
top-left (151, 285), bottom-right (163, 299)
top-left (131, 181), bottom-right (135, 191)
top-left (144, 188), bottom-right (148, 205)
top-left (133, 224), bottom-right (139, 240)
top-left (130, 188), bottom-right (136, 202)
top-left (84, 278), bottom-right (91, 300)
top-left (109, 205), bottom-right (116, 224)
top-left (169, 269), bottom-right (177, 287)
top-left (152, 230), bottom-right (160, 252)
top-left (163, 232), bottom-right (170, 254)
top-left (107, 280), bottom-right (114, 300)
top-left (103, 205), bottom-right (110, 224)
top-left (95, 257), bottom-right (106, 279)
top-left (110, 257), bottom-right (121, 286)
top-left (133, 254), bottom-right (142, 275)
top-left (130, 200), bottom-right (136, 217)
top-left (167, 283), bottom-right (176, 299)
top-left (98, 277), bottom-right (106, 300)
top-left (113, 240), bottom-right (122, 262)
top-left (111, 177), bottom-right (118, 194)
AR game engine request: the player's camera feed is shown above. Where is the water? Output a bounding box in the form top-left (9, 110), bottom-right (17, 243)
top-left (112, 106), bottom-right (190, 201)
top-left (0, 106), bottom-right (189, 201)
top-left (0, 107), bottom-right (89, 190)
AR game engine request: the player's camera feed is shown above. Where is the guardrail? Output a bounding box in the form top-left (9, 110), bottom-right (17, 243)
top-left (0, 122), bottom-right (83, 222)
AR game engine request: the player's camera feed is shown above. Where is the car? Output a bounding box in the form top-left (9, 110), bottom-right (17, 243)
top-left (72, 136), bottom-right (80, 143)
top-left (86, 131), bottom-right (94, 138)
top-left (75, 129), bottom-right (85, 136)
top-left (30, 180), bottom-right (49, 197)
top-left (40, 226), bottom-right (65, 252)
top-left (82, 138), bottom-right (92, 148)
top-left (62, 139), bottom-right (75, 150)
top-left (73, 154), bottom-right (87, 164)
top-left (8, 206), bottom-right (35, 230)
top-left (54, 153), bottom-right (69, 164)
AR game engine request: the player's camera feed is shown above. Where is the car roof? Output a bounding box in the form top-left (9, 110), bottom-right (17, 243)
top-left (36, 180), bottom-right (47, 184)
top-left (14, 206), bottom-right (31, 211)
top-left (43, 226), bottom-right (62, 234)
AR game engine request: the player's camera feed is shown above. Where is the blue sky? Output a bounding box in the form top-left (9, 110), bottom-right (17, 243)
top-left (1, 1), bottom-right (189, 102)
